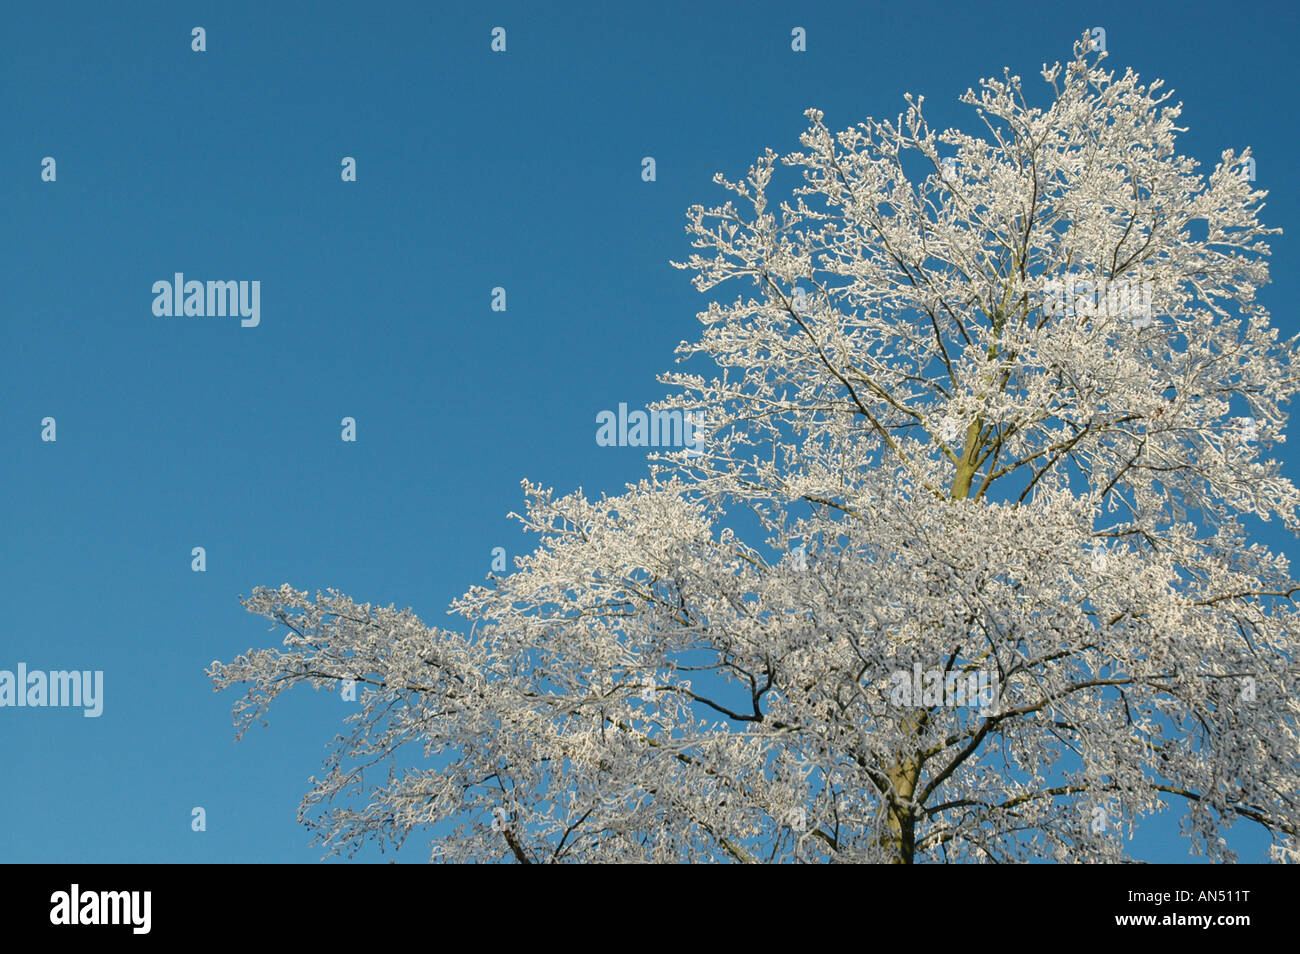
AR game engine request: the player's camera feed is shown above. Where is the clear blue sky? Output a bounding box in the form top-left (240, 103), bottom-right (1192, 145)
top-left (2, 0), bottom-right (1296, 863)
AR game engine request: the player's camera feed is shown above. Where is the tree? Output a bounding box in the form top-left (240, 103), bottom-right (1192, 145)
top-left (210, 38), bottom-right (1300, 863)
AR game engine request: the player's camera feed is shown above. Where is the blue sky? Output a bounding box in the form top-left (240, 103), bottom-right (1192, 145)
top-left (1, 0), bottom-right (1296, 863)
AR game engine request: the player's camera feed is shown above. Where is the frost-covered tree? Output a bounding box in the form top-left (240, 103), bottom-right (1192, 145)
top-left (210, 39), bottom-right (1300, 863)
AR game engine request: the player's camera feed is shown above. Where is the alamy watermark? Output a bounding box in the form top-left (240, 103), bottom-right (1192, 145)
top-left (596, 403), bottom-right (706, 454)
top-left (0, 663), bottom-right (104, 717)
top-left (152, 273), bottom-right (260, 327)
top-left (1041, 272), bottom-right (1154, 328)
top-left (888, 663), bottom-right (999, 716)
top-left (50, 884), bottom-right (150, 934)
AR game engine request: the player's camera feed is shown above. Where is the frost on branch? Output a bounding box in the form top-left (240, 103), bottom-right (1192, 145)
top-left (212, 37), bottom-right (1300, 863)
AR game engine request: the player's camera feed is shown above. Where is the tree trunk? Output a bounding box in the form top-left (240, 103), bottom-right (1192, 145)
top-left (881, 755), bottom-right (920, 863)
